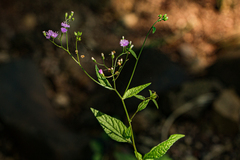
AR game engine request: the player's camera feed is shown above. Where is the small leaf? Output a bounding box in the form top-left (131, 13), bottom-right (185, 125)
top-left (152, 26), bottom-right (156, 34)
top-left (138, 99), bottom-right (150, 111)
top-left (134, 95), bottom-right (145, 100)
top-left (143, 134), bottom-right (185, 160)
top-left (149, 90), bottom-right (159, 109)
top-left (149, 90), bottom-right (153, 96)
top-left (129, 49), bottom-right (137, 59)
top-left (91, 108), bottom-right (132, 143)
top-left (134, 151), bottom-right (143, 160)
top-left (77, 31), bottom-right (82, 36)
top-left (123, 83), bottom-right (151, 99)
top-left (152, 99), bottom-right (159, 109)
top-left (95, 65), bottom-right (113, 90)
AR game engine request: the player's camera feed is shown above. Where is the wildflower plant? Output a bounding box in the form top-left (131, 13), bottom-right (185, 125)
top-left (43, 11), bottom-right (184, 160)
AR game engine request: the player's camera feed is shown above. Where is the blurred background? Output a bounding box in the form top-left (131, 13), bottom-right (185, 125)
top-left (0, 0), bottom-right (240, 159)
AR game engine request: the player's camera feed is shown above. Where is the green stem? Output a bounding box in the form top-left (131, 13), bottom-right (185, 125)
top-left (114, 90), bottom-right (138, 156)
top-left (125, 21), bottom-right (158, 93)
top-left (50, 39), bottom-right (101, 86)
top-left (66, 31), bottom-right (69, 51)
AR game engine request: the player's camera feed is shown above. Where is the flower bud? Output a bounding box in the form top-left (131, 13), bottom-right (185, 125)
top-left (99, 69), bottom-right (103, 74)
top-left (111, 51), bottom-right (115, 59)
top-left (65, 12), bottom-right (68, 19)
top-left (91, 57), bottom-right (96, 62)
top-left (101, 53), bottom-right (105, 60)
top-left (71, 11), bottom-right (74, 16)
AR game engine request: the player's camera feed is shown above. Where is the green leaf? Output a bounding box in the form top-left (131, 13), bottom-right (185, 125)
top-left (123, 126), bottom-right (132, 139)
top-left (123, 83), bottom-right (151, 99)
top-left (135, 151), bottom-right (143, 160)
top-left (152, 26), bottom-right (156, 34)
top-left (149, 90), bottom-right (159, 109)
top-left (152, 99), bottom-right (159, 109)
top-left (134, 95), bottom-right (146, 100)
top-left (91, 108), bottom-right (132, 143)
top-left (143, 134), bottom-right (185, 160)
top-left (138, 99), bottom-right (150, 112)
top-left (95, 65), bottom-right (113, 90)
top-left (129, 49), bottom-right (137, 59)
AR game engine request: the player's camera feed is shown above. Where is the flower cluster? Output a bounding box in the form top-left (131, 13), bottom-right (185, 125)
top-left (120, 39), bottom-right (129, 47)
top-left (44, 30), bottom-right (58, 39)
top-left (43, 11), bottom-right (74, 40)
top-left (61, 21), bottom-right (70, 33)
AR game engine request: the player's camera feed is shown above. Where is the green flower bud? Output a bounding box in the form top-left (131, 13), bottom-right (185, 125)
top-left (101, 53), bottom-right (105, 60)
top-left (65, 12), bottom-right (68, 19)
top-left (111, 51), bottom-right (115, 59)
top-left (163, 17), bottom-right (168, 21)
top-left (71, 11), bottom-right (74, 16)
top-left (42, 31), bottom-right (46, 37)
top-left (91, 57), bottom-right (96, 63)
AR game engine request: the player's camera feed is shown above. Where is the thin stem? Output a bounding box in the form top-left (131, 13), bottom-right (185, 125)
top-left (114, 90), bottom-right (138, 155)
top-left (66, 31), bottom-right (69, 51)
top-left (50, 39), bottom-right (101, 86)
top-left (125, 21), bottom-right (158, 93)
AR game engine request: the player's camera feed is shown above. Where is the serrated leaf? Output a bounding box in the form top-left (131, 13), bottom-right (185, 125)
top-left (135, 151), bottom-right (143, 160)
top-left (143, 134), bottom-right (185, 160)
top-left (123, 83), bottom-right (151, 99)
top-left (134, 95), bottom-right (146, 100)
top-left (138, 99), bottom-right (150, 111)
top-left (91, 108), bottom-right (132, 143)
top-left (95, 65), bottom-right (113, 90)
top-left (129, 49), bottom-right (137, 59)
top-left (152, 26), bottom-right (156, 34)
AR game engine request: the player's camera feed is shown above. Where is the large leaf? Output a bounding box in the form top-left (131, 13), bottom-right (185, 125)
top-left (91, 108), bottom-right (132, 143)
top-left (143, 134), bottom-right (185, 160)
top-left (123, 83), bottom-right (151, 99)
top-left (95, 65), bottom-right (113, 90)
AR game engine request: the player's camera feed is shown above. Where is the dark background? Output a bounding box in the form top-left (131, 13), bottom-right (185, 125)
top-left (0, 0), bottom-right (239, 159)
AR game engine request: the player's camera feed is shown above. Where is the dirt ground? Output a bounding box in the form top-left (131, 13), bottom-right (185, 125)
top-left (0, 0), bottom-right (240, 159)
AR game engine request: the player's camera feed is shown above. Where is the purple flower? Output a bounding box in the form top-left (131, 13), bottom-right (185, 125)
top-left (120, 39), bottom-right (129, 47)
top-left (99, 69), bottom-right (103, 74)
top-left (51, 31), bottom-right (58, 38)
top-left (45, 30), bottom-right (58, 39)
top-left (61, 22), bottom-right (70, 28)
top-left (61, 27), bottom-right (68, 33)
